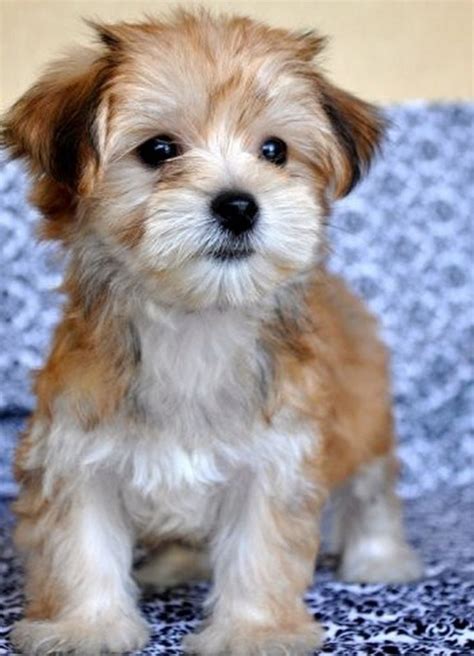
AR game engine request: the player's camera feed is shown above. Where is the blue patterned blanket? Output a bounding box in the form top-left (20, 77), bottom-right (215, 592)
top-left (0, 102), bottom-right (473, 654)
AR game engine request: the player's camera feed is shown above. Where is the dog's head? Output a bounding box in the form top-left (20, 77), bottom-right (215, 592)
top-left (1, 10), bottom-right (384, 310)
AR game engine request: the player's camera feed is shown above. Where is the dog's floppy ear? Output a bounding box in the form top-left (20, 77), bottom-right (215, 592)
top-left (318, 77), bottom-right (386, 198)
top-left (0, 48), bottom-right (112, 196)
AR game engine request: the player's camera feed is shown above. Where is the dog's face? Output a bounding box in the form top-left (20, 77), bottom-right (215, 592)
top-left (2, 11), bottom-right (384, 309)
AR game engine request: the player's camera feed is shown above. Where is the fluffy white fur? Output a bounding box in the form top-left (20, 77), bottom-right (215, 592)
top-left (333, 457), bottom-right (422, 583)
top-left (4, 11), bottom-right (422, 656)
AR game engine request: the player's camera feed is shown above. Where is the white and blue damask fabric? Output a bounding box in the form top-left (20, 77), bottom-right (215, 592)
top-left (0, 484), bottom-right (472, 655)
top-left (0, 102), bottom-right (473, 654)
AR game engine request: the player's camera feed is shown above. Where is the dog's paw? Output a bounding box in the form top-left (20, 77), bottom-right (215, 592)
top-left (11, 611), bottom-right (150, 655)
top-left (182, 620), bottom-right (324, 655)
top-left (339, 539), bottom-right (423, 583)
top-left (135, 543), bottom-right (210, 589)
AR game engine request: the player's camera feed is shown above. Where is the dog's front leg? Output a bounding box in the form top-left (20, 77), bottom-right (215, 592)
top-left (11, 471), bottom-right (149, 655)
top-left (184, 439), bottom-right (325, 656)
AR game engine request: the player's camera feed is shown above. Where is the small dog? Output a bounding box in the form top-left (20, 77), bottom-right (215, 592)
top-left (2, 9), bottom-right (421, 656)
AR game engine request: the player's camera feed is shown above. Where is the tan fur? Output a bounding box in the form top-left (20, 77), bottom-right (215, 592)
top-left (2, 9), bottom-right (420, 656)
top-left (13, 472), bottom-right (67, 621)
top-left (271, 272), bottom-right (394, 489)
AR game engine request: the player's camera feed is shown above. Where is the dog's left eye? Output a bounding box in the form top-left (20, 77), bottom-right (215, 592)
top-left (136, 135), bottom-right (180, 167)
top-left (260, 137), bottom-right (287, 166)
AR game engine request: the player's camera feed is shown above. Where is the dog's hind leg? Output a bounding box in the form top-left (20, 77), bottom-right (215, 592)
top-left (135, 542), bottom-right (210, 589)
top-left (332, 455), bottom-right (422, 583)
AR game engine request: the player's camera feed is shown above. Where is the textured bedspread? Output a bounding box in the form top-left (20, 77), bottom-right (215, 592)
top-left (0, 102), bottom-right (473, 654)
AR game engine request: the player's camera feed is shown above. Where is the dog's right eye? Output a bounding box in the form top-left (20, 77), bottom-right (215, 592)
top-left (136, 135), bottom-right (180, 168)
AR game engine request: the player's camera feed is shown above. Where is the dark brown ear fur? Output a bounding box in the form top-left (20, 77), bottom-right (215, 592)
top-left (318, 77), bottom-right (386, 198)
top-left (0, 50), bottom-right (112, 195)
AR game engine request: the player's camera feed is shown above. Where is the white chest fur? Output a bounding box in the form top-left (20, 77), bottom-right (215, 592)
top-left (117, 304), bottom-right (266, 537)
top-left (29, 304), bottom-right (313, 540)
top-left (134, 302), bottom-right (264, 443)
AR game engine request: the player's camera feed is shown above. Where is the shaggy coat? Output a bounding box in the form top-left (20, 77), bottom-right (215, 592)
top-left (2, 10), bottom-right (420, 656)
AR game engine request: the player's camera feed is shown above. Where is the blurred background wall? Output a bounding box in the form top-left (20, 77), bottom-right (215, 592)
top-left (1, 0), bottom-right (473, 111)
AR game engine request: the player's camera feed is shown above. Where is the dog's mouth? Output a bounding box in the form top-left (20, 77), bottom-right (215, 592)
top-left (207, 246), bottom-right (255, 262)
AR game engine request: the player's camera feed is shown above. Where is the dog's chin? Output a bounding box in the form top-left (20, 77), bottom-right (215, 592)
top-left (149, 252), bottom-right (291, 312)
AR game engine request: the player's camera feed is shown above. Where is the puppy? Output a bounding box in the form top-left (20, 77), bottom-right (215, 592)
top-left (2, 10), bottom-right (421, 656)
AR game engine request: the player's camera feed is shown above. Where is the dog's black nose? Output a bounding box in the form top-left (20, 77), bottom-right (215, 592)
top-left (211, 191), bottom-right (259, 236)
